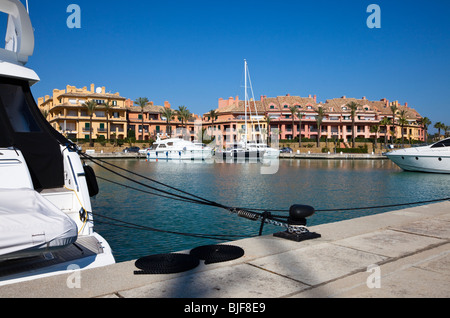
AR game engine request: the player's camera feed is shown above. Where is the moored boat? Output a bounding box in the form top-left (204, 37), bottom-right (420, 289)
top-left (0, 0), bottom-right (115, 286)
top-left (143, 135), bottom-right (213, 160)
top-left (385, 138), bottom-right (450, 174)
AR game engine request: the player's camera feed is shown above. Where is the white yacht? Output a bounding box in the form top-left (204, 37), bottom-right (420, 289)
top-left (218, 141), bottom-right (263, 160)
top-left (0, 0), bottom-right (115, 286)
top-left (144, 135), bottom-right (213, 160)
top-left (385, 138), bottom-right (450, 174)
top-left (246, 141), bottom-right (280, 159)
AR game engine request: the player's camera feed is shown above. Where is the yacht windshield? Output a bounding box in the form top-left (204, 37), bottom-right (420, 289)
top-left (431, 139), bottom-right (450, 148)
top-left (0, 83), bottom-right (41, 133)
top-left (0, 77), bottom-right (67, 189)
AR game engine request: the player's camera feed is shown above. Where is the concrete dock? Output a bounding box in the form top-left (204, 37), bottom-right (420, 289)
top-left (0, 201), bottom-right (449, 298)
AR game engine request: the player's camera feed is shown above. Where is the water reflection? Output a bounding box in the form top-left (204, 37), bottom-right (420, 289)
top-left (90, 159), bottom-right (450, 262)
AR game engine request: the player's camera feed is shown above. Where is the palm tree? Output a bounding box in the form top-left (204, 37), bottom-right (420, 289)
top-left (207, 109), bottom-right (218, 124)
top-left (347, 101), bottom-right (359, 148)
top-left (390, 104), bottom-right (398, 144)
top-left (420, 117), bottom-right (431, 143)
top-left (379, 117), bottom-right (391, 148)
top-left (102, 101), bottom-right (112, 141)
top-left (434, 121), bottom-right (444, 139)
top-left (176, 105), bottom-right (191, 139)
top-left (264, 116), bottom-right (272, 146)
top-left (289, 106), bottom-right (297, 141)
top-left (315, 107), bottom-right (324, 147)
top-left (207, 109), bottom-right (218, 140)
top-left (398, 110), bottom-right (408, 148)
top-left (83, 99), bottom-right (97, 147)
top-left (177, 105), bottom-right (191, 128)
top-left (296, 110), bottom-right (304, 148)
top-left (370, 124), bottom-right (380, 150)
top-left (134, 97), bottom-right (149, 141)
top-left (161, 107), bottom-right (175, 137)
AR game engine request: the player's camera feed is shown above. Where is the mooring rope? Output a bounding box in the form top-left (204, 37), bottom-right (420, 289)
top-left (78, 149), bottom-right (450, 240)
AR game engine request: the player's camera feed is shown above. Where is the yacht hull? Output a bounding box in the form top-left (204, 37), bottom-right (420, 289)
top-left (386, 153), bottom-right (450, 174)
top-left (146, 150), bottom-right (212, 160)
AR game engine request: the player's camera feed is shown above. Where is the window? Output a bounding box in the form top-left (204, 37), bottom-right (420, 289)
top-left (432, 139), bottom-right (450, 148)
top-left (112, 101), bottom-right (117, 106)
top-left (0, 83), bottom-right (41, 132)
top-left (283, 105), bottom-right (289, 108)
top-left (270, 105), bottom-right (275, 109)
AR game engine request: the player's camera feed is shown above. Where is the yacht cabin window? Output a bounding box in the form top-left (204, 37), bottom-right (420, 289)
top-left (431, 139), bottom-right (450, 148)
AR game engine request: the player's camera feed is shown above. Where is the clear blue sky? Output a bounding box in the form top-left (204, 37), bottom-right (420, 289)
top-left (22, 0), bottom-right (450, 133)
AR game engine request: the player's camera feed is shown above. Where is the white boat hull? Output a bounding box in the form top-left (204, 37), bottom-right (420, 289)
top-left (386, 153), bottom-right (450, 174)
top-left (146, 150), bottom-right (212, 160)
top-left (385, 139), bottom-right (450, 174)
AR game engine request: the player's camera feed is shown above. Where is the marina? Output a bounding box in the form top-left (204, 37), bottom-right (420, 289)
top-left (0, 0), bottom-right (448, 299)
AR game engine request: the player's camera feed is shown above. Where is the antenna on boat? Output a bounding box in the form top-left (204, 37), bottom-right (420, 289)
top-left (25, 0), bottom-right (29, 13)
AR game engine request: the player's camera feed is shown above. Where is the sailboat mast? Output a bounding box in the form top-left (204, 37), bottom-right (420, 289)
top-left (244, 59), bottom-right (248, 142)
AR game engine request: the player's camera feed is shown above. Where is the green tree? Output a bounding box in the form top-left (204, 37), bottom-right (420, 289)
top-left (370, 124), bottom-right (380, 150)
top-left (420, 117), bottom-right (431, 143)
top-left (434, 121), bottom-right (445, 139)
top-left (83, 99), bottom-right (97, 147)
top-left (135, 97), bottom-right (149, 141)
top-left (207, 109), bottom-right (218, 124)
top-left (379, 117), bottom-right (391, 147)
top-left (296, 110), bottom-right (304, 148)
top-left (347, 101), bottom-right (360, 148)
top-left (102, 101), bottom-right (112, 141)
top-left (264, 116), bottom-right (272, 146)
top-left (315, 107), bottom-right (324, 147)
top-left (289, 106), bottom-right (297, 141)
top-left (161, 107), bottom-right (176, 137)
top-left (390, 104), bottom-right (398, 145)
top-left (398, 110), bottom-right (408, 148)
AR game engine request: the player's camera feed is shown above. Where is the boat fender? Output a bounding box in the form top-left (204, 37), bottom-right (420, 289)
top-left (83, 165), bottom-right (99, 197)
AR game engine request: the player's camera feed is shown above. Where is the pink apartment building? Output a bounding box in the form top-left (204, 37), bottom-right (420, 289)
top-left (202, 94), bottom-right (425, 144)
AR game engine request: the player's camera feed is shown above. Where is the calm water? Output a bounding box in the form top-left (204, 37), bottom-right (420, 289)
top-left (89, 159), bottom-right (450, 263)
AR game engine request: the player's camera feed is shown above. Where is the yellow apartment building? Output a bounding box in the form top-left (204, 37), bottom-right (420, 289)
top-left (38, 84), bottom-right (127, 141)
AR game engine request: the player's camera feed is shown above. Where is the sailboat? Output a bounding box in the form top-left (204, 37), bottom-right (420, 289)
top-left (0, 0), bottom-right (115, 286)
top-left (219, 60), bottom-right (280, 160)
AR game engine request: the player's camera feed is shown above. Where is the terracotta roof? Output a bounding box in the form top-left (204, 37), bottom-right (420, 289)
top-left (128, 105), bottom-right (166, 113)
top-left (216, 100), bottom-right (265, 114)
top-left (61, 92), bottom-right (126, 100)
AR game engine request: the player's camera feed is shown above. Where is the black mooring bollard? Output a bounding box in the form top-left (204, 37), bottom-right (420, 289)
top-left (273, 205), bottom-right (321, 242)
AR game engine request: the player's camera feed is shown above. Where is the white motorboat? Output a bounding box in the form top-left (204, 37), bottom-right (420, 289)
top-left (246, 141), bottom-right (280, 159)
top-left (218, 141), bottom-right (263, 160)
top-left (0, 0), bottom-right (115, 286)
top-left (144, 135), bottom-right (213, 160)
top-left (385, 138), bottom-right (450, 174)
